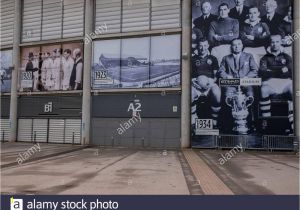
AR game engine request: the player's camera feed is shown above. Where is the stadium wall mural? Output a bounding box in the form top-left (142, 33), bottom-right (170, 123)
top-left (19, 43), bottom-right (84, 92)
top-left (191, 0), bottom-right (294, 148)
top-left (92, 34), bottom-right (181, 89)
top-left (0, 50), bottom-right (13, 93)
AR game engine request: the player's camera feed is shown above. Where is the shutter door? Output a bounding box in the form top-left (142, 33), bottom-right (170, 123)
top-left (32, 119), bottom-right (48, 143)
top-left (122, 0), bottom-right (150, 32)
top-left (0, 119), bottom-right (10, 142)
top-left (65, 119), bottom-right (81, 144)
top-left (42, 0), bottom-right (62, 40)
top-left (95, 0), bottom-right (121, 34)
top-left (48, 119), bottom-right (65, 143)
top-left (0, 0), bottom-right (15, 46)
top-left (22, 0), bottom-right (42, 42)
top-left (18, 119), bottom-right (33, 142)
top-left (151, 0), bottom-right (181, 30)
top-left (63, 0), bottom-right (84, 38)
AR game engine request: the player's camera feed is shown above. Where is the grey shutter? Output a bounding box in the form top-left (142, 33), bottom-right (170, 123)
top-left (95, 0), bottom-right (121, 34)
top-left (42, 0), bottom-right (62, 40)
top-left (63, 0), bottom-right (84, 38)
top-left (0, 119), bottom-right (10, 142)
top-left (32, 119), bottom-right (48, 143)
top-left (18, 119), bottom-right (33, 142)
top-left (122, 0), bottom-right (150, 32)
top-left (151, 0), bottom-right (181, 30)
top-left (22, 0), bottom-right (42, 42)
top-left (0, 0), bottom-right (15, 46)
top-left (48, 119), bottom-right (65, 143)
top-left (65, 119), bottom-right (81, 144)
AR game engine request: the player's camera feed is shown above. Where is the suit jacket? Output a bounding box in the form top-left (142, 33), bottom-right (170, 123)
top-left (229, 6), bottom-right (249, 26)
top-left (218, 52), bottom-right (258, 79)
top-left (261, 12), bottom-right (284, 35)
top-left (193, 14), bottom-right (218, 38)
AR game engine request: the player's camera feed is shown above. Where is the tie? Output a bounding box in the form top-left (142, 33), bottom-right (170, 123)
top-left (234, 56), bottom-right (239, 70)
top-left (238, 8), bottom-right (242, 15)
top-left (267, 15), bottom-right (271, 21)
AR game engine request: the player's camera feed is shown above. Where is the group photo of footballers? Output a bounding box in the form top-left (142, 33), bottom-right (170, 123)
top-left (191, 0), bottom-right (294, 137)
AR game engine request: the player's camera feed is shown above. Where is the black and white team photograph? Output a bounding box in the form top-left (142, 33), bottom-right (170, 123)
top-left (0, 50), bottom-right (13, 93)
top-left (20, 43), bottom-right (84, 92)
top-left (191, 0), bottom-right (294, 147)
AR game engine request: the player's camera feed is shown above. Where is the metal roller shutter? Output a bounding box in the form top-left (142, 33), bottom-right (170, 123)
top-left (48, 119), bottom-right (65, 143)
top-left (122, 0), bottom-right (150, 32)
top-left (64, 119), bottom-right (81, 144)
top-left (95, 0), bottom-right (121, 34)
top-left (63, 0), bottom-right (84, 38)
top-left (32, 119), bottom-right (48, 142)
top-left (18, 119), bottom-right (33, 142)
top-left (0, 119), bottom-right (10, 142)
top-left (22, 0), bottom-right (42, 42)
top-left (151, 0), bottom-right (181, 30)
top-left (0, 0), bottom-right (15, 46)
top-left (41, 0), bottom-right (62, 40)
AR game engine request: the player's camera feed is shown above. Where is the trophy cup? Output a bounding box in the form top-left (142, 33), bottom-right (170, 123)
top-left (225, 86), bottom-right (254, 134)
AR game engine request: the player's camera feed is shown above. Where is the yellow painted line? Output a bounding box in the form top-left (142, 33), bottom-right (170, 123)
top-left (183, 149), bottom-right (234, 195)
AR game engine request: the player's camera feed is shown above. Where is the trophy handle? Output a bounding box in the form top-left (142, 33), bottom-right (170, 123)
top-left (225, 97), bottom-right (233, 108)
top-left (246, 96), bottom-right (254, 108)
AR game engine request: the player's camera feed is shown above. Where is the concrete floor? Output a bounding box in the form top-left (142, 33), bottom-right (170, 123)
top-left (0, 143), bottom-right (299, 195)
top-left (1, 143), bottom-right (189, 195)
top-left (197, 150), bottom-right (300, 195)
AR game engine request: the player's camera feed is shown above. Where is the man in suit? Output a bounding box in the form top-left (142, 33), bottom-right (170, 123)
top-left (218, 38), bottom-right (258, 97)
top-left (229, 0), bottom-right (249, 27)
top-left (261, 0), bottom-right (284, 35)
top-left (193, 1), bottom-right (218, 39)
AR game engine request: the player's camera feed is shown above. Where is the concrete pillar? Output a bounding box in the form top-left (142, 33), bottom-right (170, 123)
top-left (295, 0), bottom-right (300, 137)
top-left (9, 0), bottom-right (21, 142)
top-left (181, 0), bottom-right (192, 148)
top-left (81, 0), bottom-right (93, 145)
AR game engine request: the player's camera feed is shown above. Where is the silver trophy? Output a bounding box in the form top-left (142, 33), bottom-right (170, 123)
top-left (225, 86), bottom-right (254, 134)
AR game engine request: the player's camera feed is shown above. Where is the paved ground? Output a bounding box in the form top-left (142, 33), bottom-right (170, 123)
top-left (1, 143), bottom-right (299, 195)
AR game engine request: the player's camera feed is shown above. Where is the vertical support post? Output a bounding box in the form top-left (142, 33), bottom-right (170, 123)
top-left (9, 0), bottom-right (21, 142)
top-left (181, 0), bottom-right (192, 148)
top-left (81, 0), bottom-right (93, 145)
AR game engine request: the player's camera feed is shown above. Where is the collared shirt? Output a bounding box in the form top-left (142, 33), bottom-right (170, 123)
top-left (267, 12), bottom-right (275, 21)
top-left (260, 49), bottom-right (292, 80)
top-left (192, 53), bottom-right (219, 78)
top-left (203, 14), bottom-right (210, 19)
top-left (236, 5), bottom-right (244, 14)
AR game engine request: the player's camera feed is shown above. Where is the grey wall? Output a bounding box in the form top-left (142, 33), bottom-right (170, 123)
top-left (18, 95), bottom-right (82, 118)
top-left (92, 93), bottom-right (181, 118)
top-left (92, 118), bottom-right (181, 148)
top-left (1, 96), bottom-right (10, 117)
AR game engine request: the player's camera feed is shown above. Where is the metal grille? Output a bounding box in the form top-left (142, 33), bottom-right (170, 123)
top-left (0, 119), bottom-right (10, 142)
top-left (262, 135), bottom-right (297, 151)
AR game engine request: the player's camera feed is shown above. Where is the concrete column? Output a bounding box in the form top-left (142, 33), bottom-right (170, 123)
top-left (181, 0), bottom-right (192, 148)
top-left (295, 0), bottom-right (300, 137)
top-left (81, 0), bottom-right (93, 145)
top-left (9, 0), bottom-right (21, 142)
